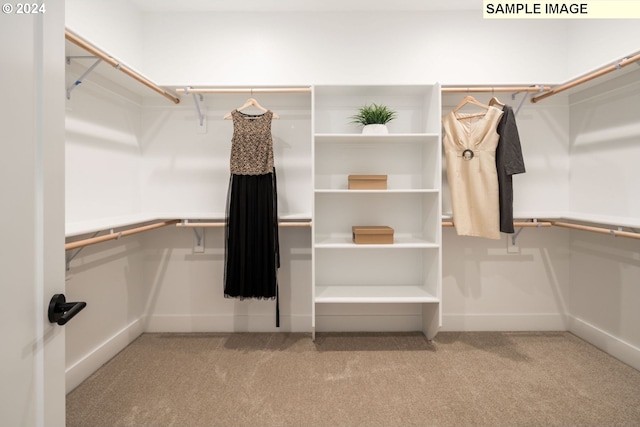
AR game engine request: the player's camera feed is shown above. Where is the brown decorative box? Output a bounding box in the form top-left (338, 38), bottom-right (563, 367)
top-left (352, 226), bottom-right (394, 244)
top-left (348, 175), bottom-right (388, 190)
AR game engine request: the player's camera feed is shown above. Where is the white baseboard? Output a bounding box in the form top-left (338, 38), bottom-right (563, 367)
top-left (567, 315), bottom-right (640, 371)
top-left (441, 313), bottom-right (568, 332)
top-left (315, 314), bottom-right (423, 333)
top-left (146, 313), bottom-right (568, 335)
top-left (144, 314), bottom-right (312, 333)
top-left (66, 318), bottom-right (144, 393)
top-left (147, 314), bottom-right (427, 335)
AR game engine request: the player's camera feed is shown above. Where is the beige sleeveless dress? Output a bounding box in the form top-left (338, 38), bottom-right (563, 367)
top-left (442, 106), bottom-right (504, 239)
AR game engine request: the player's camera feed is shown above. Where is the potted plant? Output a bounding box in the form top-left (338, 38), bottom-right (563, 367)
top-left (350, 103), bottom-right (397, 134)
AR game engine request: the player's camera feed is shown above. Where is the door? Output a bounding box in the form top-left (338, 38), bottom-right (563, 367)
top-left (0, 4), bottom-right (66, 426)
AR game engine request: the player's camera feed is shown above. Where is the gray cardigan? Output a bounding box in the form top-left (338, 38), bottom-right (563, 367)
top-left (496, 105), bottom-right (526, 233)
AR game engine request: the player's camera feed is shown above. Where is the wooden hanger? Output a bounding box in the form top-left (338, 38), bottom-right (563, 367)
top-left (224, 97), bottom-right (280, 120)
top-left (452, 95), bottom-right (489, 119)
top-left (489, 96), bottom-right (505, 107)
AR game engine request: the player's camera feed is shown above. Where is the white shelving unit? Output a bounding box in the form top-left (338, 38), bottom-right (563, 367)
top-left (312, 84), bottom-right (442, 339)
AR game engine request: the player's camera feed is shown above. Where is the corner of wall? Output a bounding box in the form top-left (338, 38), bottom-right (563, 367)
top-left (66, 318), bottom-right (144, 393)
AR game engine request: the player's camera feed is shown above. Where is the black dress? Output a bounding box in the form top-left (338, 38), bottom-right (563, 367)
top-left (224, 110), bottom-right (280, 325)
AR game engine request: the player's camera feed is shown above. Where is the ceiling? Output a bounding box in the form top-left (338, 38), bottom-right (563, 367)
top-left (128, 0), bottom-right (481, 12)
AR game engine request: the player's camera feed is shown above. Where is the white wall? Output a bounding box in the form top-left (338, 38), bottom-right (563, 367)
top-left (140, 93), bottom-right (312, 219)
top-left (63, 3), bottom-right (640, 101)
top-left (568, 69), bottom-right (640, 226)
top-left (65, 74), bottom-right (143, 230)
top-left (64, 4), bottom-right (640, 85)
top-left (568, 230), bottom-right (640, 371)
top-left (141, 226), bottom-right (312, 333)
top-left (566, 20), bottom-right (640, 80)
top-left (65, 0), bottom-right (144, 75)
top-left (64, 56), bottom-right (148, 393)
top-left (139, 11), bottom-right (568, 86)
top-left (65, 235), bottom-right (147, 392)
top-left (442, 227), bottom-right (570, 332)
top-left (566, 68), bottom-right (640, 371)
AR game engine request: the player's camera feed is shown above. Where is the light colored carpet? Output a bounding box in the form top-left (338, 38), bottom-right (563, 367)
top-left (66, 331), bottom-right (640, 427)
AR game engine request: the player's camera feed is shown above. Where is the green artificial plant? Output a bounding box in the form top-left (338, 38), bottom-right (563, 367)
top-left (350, 103), bottom-right (397, 126)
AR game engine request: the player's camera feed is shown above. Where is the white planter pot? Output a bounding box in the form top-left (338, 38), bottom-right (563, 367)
top-left (362, 124), bottom-right (389, 134)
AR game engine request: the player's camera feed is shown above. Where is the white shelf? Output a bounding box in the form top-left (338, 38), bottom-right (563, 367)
top-left (561, 213), bottom-right (640, 229)
top-left (65, 213), bottom-right (164, 237)
top-left (315, 285), bottom-right (439, 304)
top-left (315, 235), bottom-right (439, 248)
top-left (66, 212), bottom-right (312, 237)
top-left (314, 189), bottom-right (439, 194)
top-left (314, 133), bottom-right (440, 142)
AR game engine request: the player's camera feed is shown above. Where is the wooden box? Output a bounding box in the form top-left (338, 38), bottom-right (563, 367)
top-left (352, 226), bottom-right (394, 244)
top-left (348, 174), bottom-right (387, 190)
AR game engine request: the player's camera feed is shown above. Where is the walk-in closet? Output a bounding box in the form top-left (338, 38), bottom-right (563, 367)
top-left (3, 1), bottom-right (640, 426)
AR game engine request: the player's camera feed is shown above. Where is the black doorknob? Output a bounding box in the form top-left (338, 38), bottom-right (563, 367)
top-left (48, 294), bottom-right (86, 325)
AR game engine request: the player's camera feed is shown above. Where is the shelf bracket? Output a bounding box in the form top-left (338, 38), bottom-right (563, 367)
top-left (192, 227), bottom-right (203, 246)
top-left (66, 57), bottom-right (102, 100)
top-left (512, 86), bottom-right (539, 116)
top-left (511, 226), bottom-right (525, 246)
top-left (185, 87), bottom-right (206, 128)
top-left (192, 227), bottom-right (205, 253)
top-left (509, 219), bottom-right (543, 247)
top-left (66, 231), bottom-right (100, 271)
top-left (180, 220), bottom-right (205, 252)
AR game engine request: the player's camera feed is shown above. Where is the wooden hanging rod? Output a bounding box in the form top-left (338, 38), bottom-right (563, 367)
top-left (551, 221), bottom-right (640, 240)
top-left (65, 220), bottom-right (180, 251)
top-left (176, 87), bottom-right (312, 95)
top-left (531, 52), bottom-right (640, 103)
top-left (65, 29), bottom-right (180, 104)
top-left (64, 218), bottom-right (638, 252)
top-left (442, 86), bottom-right (551, 93)
top-left (187, 86), bottom-right (542, 95)
top-left (444, 220), bottom-right (640, 240)
top-left (442, 221), bottom-right (552, 228)
top-left (176, 221), bottom-right (312, 228)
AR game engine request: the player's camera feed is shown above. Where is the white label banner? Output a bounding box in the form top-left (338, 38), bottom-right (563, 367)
top-left (484, 1), bottom-right (640, 18)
